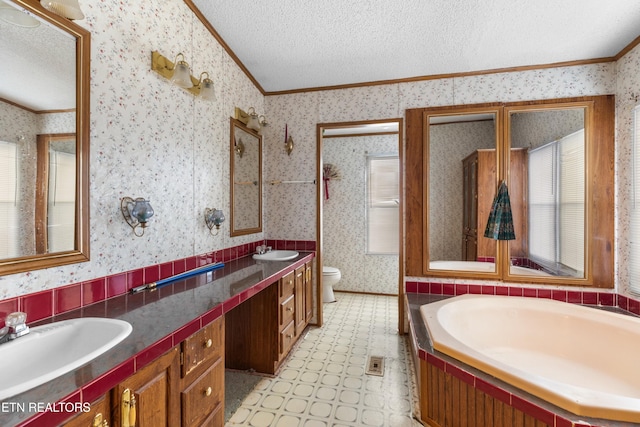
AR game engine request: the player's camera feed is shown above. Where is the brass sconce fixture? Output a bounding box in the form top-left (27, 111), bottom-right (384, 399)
top-left (151, 51), bottom-right (216, 101)
top-left (235, 107), bottom-right (268, 132)
top-left (285, 124), bottom-right (294, 156)
top-left (121, 197), bottom-right (154, 237)
top-left (234, 137), bottom-right (245, 158)
top-left (205, 208), bottom-right (225, 236)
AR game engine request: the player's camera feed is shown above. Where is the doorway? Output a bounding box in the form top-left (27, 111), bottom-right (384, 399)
top-left (315, 119), bottom-right (404, 331)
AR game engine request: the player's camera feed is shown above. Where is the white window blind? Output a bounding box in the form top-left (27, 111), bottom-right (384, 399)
top-left (367, 155), bottom-right (399, 254)
top-left (47, 150), bottom-right (76, 252)
top-left (0, 141), bottom-right (18, 258)
top-left (630, 106), bottom-right (640, 295)
top-left (528, 129), bottom-right (584, 274)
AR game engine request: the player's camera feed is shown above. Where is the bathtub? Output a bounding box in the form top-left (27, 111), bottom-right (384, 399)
top-left (429, 260), bottom-right (551, 276)
top-left (420, 294), bottom-right (640, 423)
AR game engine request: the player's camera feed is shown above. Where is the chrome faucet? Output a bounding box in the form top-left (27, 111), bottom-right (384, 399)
top-left (256, 245), bottom-right (272, 255)
top-left (5, 312), bottom-right (29, 341)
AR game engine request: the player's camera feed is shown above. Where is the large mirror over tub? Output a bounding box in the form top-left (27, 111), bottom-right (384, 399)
top-left (427, 107), bottom-right (500, 275)
top-left (230, 118), bottom-right (262, 236)
top-left (0, 0), bottom-right (90, 275)
top-left (415, 96), bottom-right (615, 287)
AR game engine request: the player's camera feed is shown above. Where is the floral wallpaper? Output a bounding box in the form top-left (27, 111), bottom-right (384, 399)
top-left (265, 62), bottom-right (617, 296)
top-left (2, 0), bottom-right (639, 302)
top-left (0, 0), bottom-right (263, 299)
top-left (323, 135), bottom-right (399, 295)
top-left (614, 43), bottom-right (640, 298)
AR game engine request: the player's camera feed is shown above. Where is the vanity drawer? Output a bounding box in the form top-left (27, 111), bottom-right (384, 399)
top-left (181, 358), bottom-right (224, 427)
top-left (280, 321), bottom-right (296, 356)
top-left (280, 294), bottom-right (295, 327)
top-left (182, 317), bottom-right (223, 378)
top-left (279, 271), bottom-right (295, 300)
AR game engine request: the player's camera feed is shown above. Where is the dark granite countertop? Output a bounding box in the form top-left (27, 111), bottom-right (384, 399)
top-left (0, 252), bottom-right (314, 427)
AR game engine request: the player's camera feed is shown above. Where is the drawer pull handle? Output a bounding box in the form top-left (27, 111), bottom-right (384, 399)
top-left (92, 413), bottom-right (109, 427)
top-left (286, 307), bottom-right (293, 312)
top-left (204, 386), bottom-right (212, 396)
top-left (205, 338), bottom-right (212, 348)
top-left (287, 334), bottom-right (294, 339)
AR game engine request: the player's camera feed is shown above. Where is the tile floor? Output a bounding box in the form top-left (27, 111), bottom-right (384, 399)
top-left (225, 292), bottom-right (423, 426)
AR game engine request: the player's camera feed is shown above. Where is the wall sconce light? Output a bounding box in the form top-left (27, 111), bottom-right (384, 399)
top-left (121, 197), bottom-right (154, 237)
top-left (235, 107), bottom-right (268, 132)
top-left (40, 0), bottom-right (84, 20)
top-left (205, 208), bottom-right (225, 236)
top-left (285, 124), bottom-right (294, 156)
top-left (151, 51), bottom-right (216, 101)
top-left (169, 53), bottom-right (193, 88)
top-left (0, 4), bottom-right (40, 27)
top-left (234, 137), bottom-right (245, 158)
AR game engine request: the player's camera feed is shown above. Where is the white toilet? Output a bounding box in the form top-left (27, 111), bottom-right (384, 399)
top-left (322, 266), bottom-right (341, 303)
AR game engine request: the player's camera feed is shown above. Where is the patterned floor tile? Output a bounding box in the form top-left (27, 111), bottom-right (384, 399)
top-left (225, 293), bottom-right (423, 426)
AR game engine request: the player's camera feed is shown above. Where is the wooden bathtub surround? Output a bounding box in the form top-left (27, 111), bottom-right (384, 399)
top-left (420, 357), bottom-right (551, 427)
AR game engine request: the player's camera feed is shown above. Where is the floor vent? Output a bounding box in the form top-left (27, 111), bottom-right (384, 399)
top-left (365, 356), bottom-right (384, 376)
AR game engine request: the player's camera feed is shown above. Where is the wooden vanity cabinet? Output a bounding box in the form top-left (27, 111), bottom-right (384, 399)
top-left (225, 265), bottom-right (312, 375)
top-left (62, 318), bottom-right (224, 427)
top-left (180, 317), bottom-right (225, 427)
top-left (62, 395), bottom-right (110, 427)
top-left (111, 346), bottom-right (181, 427)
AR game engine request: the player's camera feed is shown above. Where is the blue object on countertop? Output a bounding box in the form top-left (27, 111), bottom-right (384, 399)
top-left (130, 262), bottom-right (225, 294)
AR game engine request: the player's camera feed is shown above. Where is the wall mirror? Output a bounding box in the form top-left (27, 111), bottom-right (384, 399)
top-left (409, 96), bottom-right (614, 287)
top-left (0, 0), bottom-right (90, 275)
top-left (230, 118), bottom-right (262, 236)
top-left (506, 104), bottom-right (587, 280)
top-left (426, 106), bottom-right (500, 275)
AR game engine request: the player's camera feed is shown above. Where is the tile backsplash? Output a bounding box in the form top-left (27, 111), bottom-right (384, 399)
top-left (0, 239), bottom-right (315, 327)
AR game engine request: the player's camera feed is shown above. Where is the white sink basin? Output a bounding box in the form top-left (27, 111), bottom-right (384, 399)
top-left (0, 317), bottom-right (132, 399)
top-left (252, 250), bottom-right (299, 261)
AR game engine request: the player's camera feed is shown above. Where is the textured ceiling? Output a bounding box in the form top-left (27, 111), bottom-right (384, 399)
top-left (193, 0), bottom-right (640, 93)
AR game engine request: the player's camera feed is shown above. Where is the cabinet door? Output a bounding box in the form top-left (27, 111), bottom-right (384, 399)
top-left (62, 395), bottom-right (109, 427)
top-left (304, 262), bottom-right (313, 322)
top-left (294, 266), bottom-right (305, 336)
top-left (112, 347), bottom-right (180, 427)
top-left (181, 358), bottom-right (224, 427)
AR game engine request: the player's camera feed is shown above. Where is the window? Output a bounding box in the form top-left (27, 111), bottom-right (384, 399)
top-left (47, 149), bottom-right (76, 252)
top-left (367, 155), bottom-right (399, 254)
top-left (528, 129), bottom-right (584, 275)
top-left (630, 106), bottom-right (640, 295)
top-left (0, 141), bottom-right (18, 258)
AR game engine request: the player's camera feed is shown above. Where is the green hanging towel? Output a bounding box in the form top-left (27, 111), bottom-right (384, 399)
top-left (484, 181), bottom-right (516, 240)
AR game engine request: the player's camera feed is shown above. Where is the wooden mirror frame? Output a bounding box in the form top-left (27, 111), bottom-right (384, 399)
top-left (229, 118), bottom-right (262, 237)
top-left (405, 95), bottom-right (614, 288)
top-left (0, 0), bottom-right (90, 276)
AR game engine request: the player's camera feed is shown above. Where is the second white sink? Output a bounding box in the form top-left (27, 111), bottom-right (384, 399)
top-left (0, 317), bottom-right (132, 400)
top-left (252, 250), bottom-right (299, 261)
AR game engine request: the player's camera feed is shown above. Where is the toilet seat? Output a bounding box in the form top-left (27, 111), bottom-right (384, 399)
top-left (323, 266), bottom-right (340, 276)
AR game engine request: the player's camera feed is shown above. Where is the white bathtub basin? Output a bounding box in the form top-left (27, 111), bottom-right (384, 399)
top-left (420, 294), bottom-right (640, 422)
top-left (252, 250), bottom-right (299, 261)
top-left (0, 317), bottom-right (132, 399)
